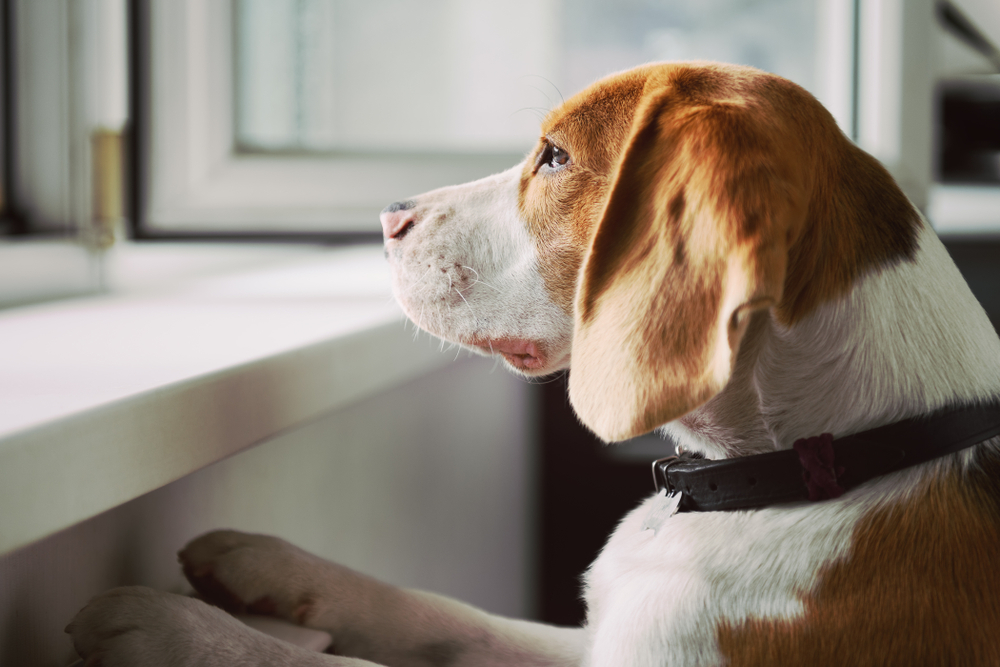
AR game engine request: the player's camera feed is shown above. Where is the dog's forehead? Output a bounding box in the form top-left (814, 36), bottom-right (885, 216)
top-left (536, 62), bottom-right (753, 168)
top-left (540, 62), bottom-right (782, 142)
top-left (540, 66), bottom-right (654, 149)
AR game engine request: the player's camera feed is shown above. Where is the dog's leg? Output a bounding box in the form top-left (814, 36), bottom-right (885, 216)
top-left (179, 530), bottom-right (585, 667)
top-left (66, 586), bottom-right (382, 666)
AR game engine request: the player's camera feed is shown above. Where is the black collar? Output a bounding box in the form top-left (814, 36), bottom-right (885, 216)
top-left (653, 400), bottom-right (1000, 513)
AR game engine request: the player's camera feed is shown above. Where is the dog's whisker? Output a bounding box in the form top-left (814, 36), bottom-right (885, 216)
top-left (511, 106), bottom-right (549, 123)
top-left (524, 370), bottom-right (566, 386)
top-left (519, 74), bottom-right (564, 106)
top-left (461, 265), bottom-right (503, 293)
top-left (454, 287), bottom-right (479, 329)
top-left (511, 107), bottom-right (547, 123)
top-left (414, 264), bottom-right (435, 285)
top-left (471, 279), bottom-right (503, 294)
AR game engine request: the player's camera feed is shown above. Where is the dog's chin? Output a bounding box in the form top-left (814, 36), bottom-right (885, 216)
top-left (393, 297), bottom-right (569, 375)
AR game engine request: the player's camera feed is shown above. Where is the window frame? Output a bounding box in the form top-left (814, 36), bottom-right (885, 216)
top-left (132, 0), bottom-right (526, 240)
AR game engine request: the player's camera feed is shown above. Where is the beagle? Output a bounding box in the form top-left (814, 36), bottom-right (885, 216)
top-left (69, 62), bottom-right (1000, 666)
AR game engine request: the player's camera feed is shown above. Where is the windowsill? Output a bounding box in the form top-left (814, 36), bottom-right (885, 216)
top-left (929, 183), bottom-right (1000, 235)
top-left (0, 242), bottom-right (454, 555)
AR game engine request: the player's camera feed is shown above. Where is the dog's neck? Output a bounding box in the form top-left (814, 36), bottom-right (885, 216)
top-left (664, 223), bottom-right (1000, 460)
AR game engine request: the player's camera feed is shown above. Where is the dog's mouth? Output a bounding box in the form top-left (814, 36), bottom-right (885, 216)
top-left (471, 338), bottom-right (547, 372)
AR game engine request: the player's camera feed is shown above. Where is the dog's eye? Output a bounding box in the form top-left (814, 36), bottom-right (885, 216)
top-left (534, 141), bottom-right (570, 174)
top-left (549, 145), bottom-right (569, 168)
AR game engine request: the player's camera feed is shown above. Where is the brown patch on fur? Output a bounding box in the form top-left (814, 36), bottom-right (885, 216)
top-left (718, 449), bottom-right (1000, 665)
top-left (577, 66), bottom-right (920, 328)
top-left (779, 136), bottom-right (919, 325)
top-left (668, 188), bottom-right (686, 223)
top-left (518, 67), bottom-right (652, 314)
top-left (570, 65), bottom-right (807, 439)
top-left (518, 61), bottom-right (921, 440)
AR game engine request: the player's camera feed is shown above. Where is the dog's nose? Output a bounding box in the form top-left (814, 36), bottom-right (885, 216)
top-left (380, 201), bottom-right (417, 240)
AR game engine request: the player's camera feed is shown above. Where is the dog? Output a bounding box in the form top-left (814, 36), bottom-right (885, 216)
top-left (68, 61), bottom-right (1000, 666)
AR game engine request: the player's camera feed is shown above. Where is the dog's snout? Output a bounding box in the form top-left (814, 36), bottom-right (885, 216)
top-left (380, 200), bottom-right (417, 240)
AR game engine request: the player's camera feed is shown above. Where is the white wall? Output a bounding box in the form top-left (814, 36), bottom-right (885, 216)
top-left (0, 357), bottom-right (537, 666)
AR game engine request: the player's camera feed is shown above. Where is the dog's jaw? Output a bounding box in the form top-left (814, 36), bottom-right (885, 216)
top-left (383, 165), bottom-right (573, 377)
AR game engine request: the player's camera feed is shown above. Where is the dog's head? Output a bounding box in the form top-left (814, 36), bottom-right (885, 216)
top-left (382, 62), bottom-right (917, 442)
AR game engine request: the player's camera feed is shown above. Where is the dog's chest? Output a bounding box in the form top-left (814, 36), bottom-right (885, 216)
top-left (581, 493), bottom-right (864, 667)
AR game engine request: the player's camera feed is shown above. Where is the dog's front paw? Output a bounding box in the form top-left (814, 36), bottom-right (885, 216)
top-left (66, 586), bottom-right (300, 667)
top-left (179, 530), bottom-right (338, 627)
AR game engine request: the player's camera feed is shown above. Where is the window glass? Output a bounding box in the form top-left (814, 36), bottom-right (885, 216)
top-left (561, 0), bottom-right (816, 99)
top-left (235, 0), bottom-right (818, 154)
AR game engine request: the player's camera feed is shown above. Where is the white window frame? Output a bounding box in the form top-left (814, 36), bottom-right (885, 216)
top-left (0, 0), bottom-right (105, 308)
top-left (143, 0), bottom-right (525, 235)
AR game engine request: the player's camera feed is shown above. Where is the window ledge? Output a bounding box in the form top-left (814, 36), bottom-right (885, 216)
top-left (929, 184), bottom-right (1000, 235)
top-left (0, 243), bottom-right (453, 555)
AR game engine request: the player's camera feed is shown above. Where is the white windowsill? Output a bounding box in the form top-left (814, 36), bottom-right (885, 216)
top-left (929, 184), bottom-right (1000, 235)
top-left (0, 242), bottom-right (454, 556)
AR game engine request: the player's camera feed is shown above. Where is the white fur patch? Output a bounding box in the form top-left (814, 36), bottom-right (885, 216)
top-left (585, 491), bottom-right (869, 667)
top-left (385, 165), bottom-right (573, 374)
top-left (665, 221), bottom-right (1000, 458)
top-left (754, 222), bottom-right (1000, 448)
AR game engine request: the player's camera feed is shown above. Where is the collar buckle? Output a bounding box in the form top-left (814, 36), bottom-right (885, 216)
top-left (651, 455), bottom-right (681, 495)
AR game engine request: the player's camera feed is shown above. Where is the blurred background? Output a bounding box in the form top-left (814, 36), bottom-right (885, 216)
top-left (0, 0), bottom-right (998, 664)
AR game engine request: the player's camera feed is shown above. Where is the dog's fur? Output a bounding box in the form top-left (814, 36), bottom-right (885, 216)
top-left (69, 62), bottom-right (1000, 666)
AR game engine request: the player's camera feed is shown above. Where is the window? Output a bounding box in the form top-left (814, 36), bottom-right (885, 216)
top-left (140, 1), bottom-right (530, 237)
top-left (3, 0), bottom-right (997, 249)
top-left (138, 0), bottom-right (854, 238)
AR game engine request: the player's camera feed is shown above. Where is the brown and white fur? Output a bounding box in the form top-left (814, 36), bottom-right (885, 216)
top-left (69, 62), bottom-right (1000, 666)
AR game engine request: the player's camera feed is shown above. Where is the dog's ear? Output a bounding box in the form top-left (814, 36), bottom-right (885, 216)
top-left (569, 73), bottom-right (810, 442)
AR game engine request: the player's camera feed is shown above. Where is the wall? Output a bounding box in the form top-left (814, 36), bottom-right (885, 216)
top-left (0, 357), bottom-right (536, 666)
